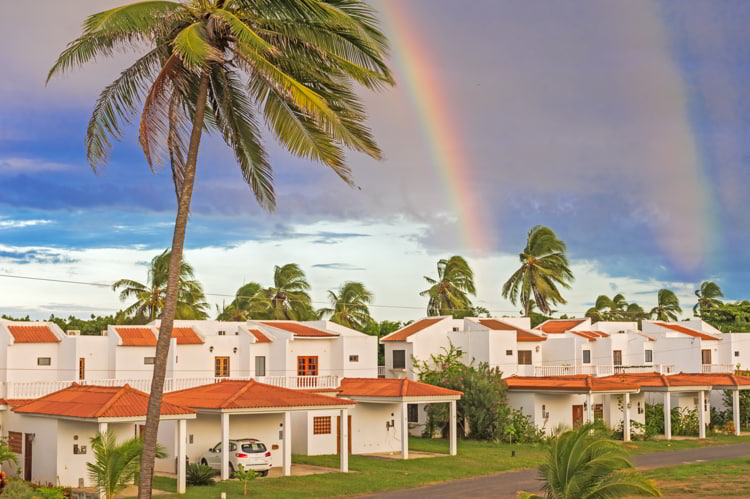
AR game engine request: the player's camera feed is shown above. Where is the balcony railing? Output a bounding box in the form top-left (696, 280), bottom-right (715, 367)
top-left (377, 366), bottom-right (386, 378)
top-left (533, 364), bottom-right (675, 377)
top-left (1, 375), bottom-right (340, 399)
top-left (701, 364), bottom-right (735, 374)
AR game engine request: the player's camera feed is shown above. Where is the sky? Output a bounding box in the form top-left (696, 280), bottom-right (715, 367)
top-left (1, 0), bottom-right (749, 321)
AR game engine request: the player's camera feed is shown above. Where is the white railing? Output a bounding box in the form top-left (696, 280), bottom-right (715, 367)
top-left (701, 364), bottom-right (735, 374)
top-left (2, 375), bottom-right (340, 399)
top-left (533, 364), bottom-right (675, 377)
top-left (378, 366), bottom-right (385, 378)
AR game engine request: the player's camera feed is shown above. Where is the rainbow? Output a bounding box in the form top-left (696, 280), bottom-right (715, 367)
top-left (379, 1), bottom-right (490, 253)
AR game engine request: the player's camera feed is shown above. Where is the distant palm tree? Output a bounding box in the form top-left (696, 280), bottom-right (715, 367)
top-left (650, 289), bottom-right (682, 322)
top-left (420, 256), bottom-right (476, 316)
top-left (320, 282), bottom-right (374, 331)
top-left (694, 281), bottom-right (724, 316)
top-left (503, 226), bottom-right (574, 316)
top-left (625, 302), bottom-right (648, 321)
top-left (250, 264), bottom-right (315, 320)
top-left (520, 424), bottom-right (661, 499)
top-left (217, 282), bottom-right (263, 320)
top-left (112, 250), bottom-right (209, 322)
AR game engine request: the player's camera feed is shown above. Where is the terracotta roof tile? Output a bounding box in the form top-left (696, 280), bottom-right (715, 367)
top-left (13, 384), bottom-right (194, 419)
top-left (116, 327), bottom-right (157, 346)
top-left (165, 380), bottom-right (354, 410)
top-left (652, 322), bottom-right (719, 341)
top-left (477, 319), bottom-right (547, 342)
top-left (505, 375), bottom-right (640, 392)
top-left (535, 319), bottom-right (586, 334)
top-left (570, 330), bottom-right (598, 341)
top-left (7, 325), bottom-right (60, 343)
top-left (338, 378), bottom-right (463, 398)
top-left (381, 318), bottom-right (445, 342)
top-left (171, 327), bottom-right (204, 345)
top-left (258, 322), bottom-right (337, 337)
top-left (248, 329), bottom-right (271, 343)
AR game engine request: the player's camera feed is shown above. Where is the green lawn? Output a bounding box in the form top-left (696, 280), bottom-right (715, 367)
top-left (144, 435), bottom-right (750, 498)
top-left (642, 457), bottom-right (750, 497)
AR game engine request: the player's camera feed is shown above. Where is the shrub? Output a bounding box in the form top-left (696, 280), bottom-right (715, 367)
top-left (671, 407), bottom-right (699, 436)
top-left (503, 409), bottom-right (543, 443)
top-left (186, 463), bottom-right (216, 486)
top-left (644, 403), bottom-right (665, 436)
top-left (32, 487), bottom-right (65, 499)
top-left (2, 480), bottom-right (33, 499)
top-left (233, 464), bottom-right (257, 496)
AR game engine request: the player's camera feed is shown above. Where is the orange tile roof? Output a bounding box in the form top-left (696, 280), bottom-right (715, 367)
top-left (259, 322), bottom-right (337, 337)
top-left (337, 378), bottom-right (463, 398)
top-left (171, 327), bottom-right (204, 345)
top-left (477, 319), bottom-right (547, 342)
top-left (636, 332), bottom-right (656, 342)
top-left (381, 318), bottom-right (445, 342)
top-left (594, 373), bottom-right (750, 389)
top-left (0, 399), bottom-right (32, 408)
top-left (536, 319), bottom-right (586, 334)
top-left (505, 375), bottom-right (640, 392)
top-left (652, 322), bottom-right (719, 341)
top-left (165, 380), bottom-right (354, 410)
top-left (13, 384), bottom-right (194, 419)
top-left (7, 325), bottom-right (60, 343)
top-left (116, 327), bottom-right (157, 346)
top-left (248, 329), bottom-right (271, 343)
top-left (570, 330), bottom-right (598, 341)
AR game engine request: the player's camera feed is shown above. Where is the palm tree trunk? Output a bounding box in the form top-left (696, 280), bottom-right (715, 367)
top-left (138, 71), bottom-right (210, 498)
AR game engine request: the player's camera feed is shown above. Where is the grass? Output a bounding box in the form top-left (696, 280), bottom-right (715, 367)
top-left (642, 457), bottom-right (750, 497)
top-left (143, 434), bottom-right (750, 498)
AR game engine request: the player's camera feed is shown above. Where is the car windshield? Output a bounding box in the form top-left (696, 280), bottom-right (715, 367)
top-left (240, 442), bottom-right (267, 453)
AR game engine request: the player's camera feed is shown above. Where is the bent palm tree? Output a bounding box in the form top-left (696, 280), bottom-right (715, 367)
top-left (250, 264), bottom-right (315, 320)
top-left (112, 249), bottom-right (209, 322)
top-left (217, 282), bottom-right (263, 320)
top-left (50, 2), bottom-right (392, 495)
top-left (503, 226), bottom-right (573, 316)
top-left (694, 281), bottom-right (724, 316)
top-left (420, 256), bottom-right (476, 316)
top-left (320, 281), bottom-right (374, 331)
top-left (520, 424), bottom-right (661, 499)
top-left (650, 288), bottom-right (682, 322)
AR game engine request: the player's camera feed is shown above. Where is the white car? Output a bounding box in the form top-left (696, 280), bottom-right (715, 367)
top-left (199, 438), bottom-right (272, 477)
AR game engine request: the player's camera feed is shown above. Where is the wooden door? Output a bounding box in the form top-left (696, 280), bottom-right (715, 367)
top-left (701, 349), bottom-right (712, 365)
top-left (79, 357), bottom-right (85, 380)
top-left (613, 350), bottom-right (623, 366)
top-left (336, 415), bottom-right (352, 455)
top-left (23, 434), bottom-right (32, 481)
top-left (572, 405), bottom-right (584, 427)
top-left (214, 356), bottom-right (230, 377)
top-left (297, 356), bottom-right (319, 376)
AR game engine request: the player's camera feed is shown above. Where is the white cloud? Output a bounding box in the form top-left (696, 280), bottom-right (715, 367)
top-left (0, 218), bottom-right (52, 229)
top-left (0, 157), bottom-right (75, 174)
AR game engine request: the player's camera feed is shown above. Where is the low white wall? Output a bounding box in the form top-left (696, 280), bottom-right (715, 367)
top-left (350, 403), bottom-right (402, 455)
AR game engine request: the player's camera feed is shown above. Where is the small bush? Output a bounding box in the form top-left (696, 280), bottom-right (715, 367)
top-left (2, 480), bottom-right (33, 499)
top-left (31, 487), bottom-right (64, 499)
top-left (672, 407), bottom-right (699, 436)
top-left (186, 463), bottom-right (216, 486)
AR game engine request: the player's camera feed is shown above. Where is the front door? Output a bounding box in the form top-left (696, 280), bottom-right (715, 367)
top-left (572, 405), bottom-right (584, 427)
top-left (613, 350), bottom-right (623, 366)
top-left (701, 349), bottom-right (712, 365)
top-left (336, 415), bottom-right (352, 455)
top-left (215, 356), bottom-right (230, 377)
top-left (23, 433), bottom-right (32, 481)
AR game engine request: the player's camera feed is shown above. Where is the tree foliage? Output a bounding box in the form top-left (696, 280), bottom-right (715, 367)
top-left (319, 281), bottom-right (374, 331)
top-left (585, 294), bottom-right (647, 322)
top-left (420, 256), bottom-right (476, 317)
top-left (244, 263), bottom-right (317, 320)
top-left (694, 281), bottom-right (724, 317)
top-left (649, 289), bottom-right (682, 322)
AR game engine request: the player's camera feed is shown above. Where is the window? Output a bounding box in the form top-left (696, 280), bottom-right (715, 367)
top-left (594, 404), bottom-right (604, 421)
top-left (79, 358), bottom-right (85, 380)
top-left (255, 356), bottom-right (266, 377)
top-left (144, 357), bottom-right (155, 365)
top-left (613, 350), bottom-right (623, 366)
top-left (645, 350), bottom-right (653, 363)
top-left (218, 330), bottom-right (226, 336)
top-left (297, 356), bottom-right (318, 376)
top-left (37, 357), bottom-right (51, 366)
top-left (349, 355), bottom-right (359, 362)
top-left (7, 432), bottom-right (21, 454)
top-left (736, 351), bottom-right (740, 357)
top-left (215, 356), bottom-right (230, 377)
top-left (506, 350), bottom-right (513, 356)
top-left (313, 416), bottom-right (331, 435)
top-left (452, 327), bottom-right (459, 332)
top-left (701, 349), bottom-right (712, 365)
top-left (582, 350), bottom-right (591, 364)
top-left (241, 442), bottom-right (267, 453)
top-left (392, 350), bottom-right (406, 369)
top-left (518, 350), bottom-right (532, 365)
top-left (407, 404), bottom-right (419, 423)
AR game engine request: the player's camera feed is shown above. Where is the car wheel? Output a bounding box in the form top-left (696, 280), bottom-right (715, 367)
top-left (260, 470), bottom-right (269, 477)
top-left (201, 459), bottom-right (208, 466)
top-left (229, 463), bottom-right (235, 476)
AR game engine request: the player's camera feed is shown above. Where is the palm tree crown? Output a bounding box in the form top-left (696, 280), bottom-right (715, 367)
top-left (320, 281), bottom-right (374, 331)
top-left (503, 226), bottom-right (574, 316)
top-left (420, 256), bottom-right (476, 316)
top-left (250, 263), bottom-right (315, 320)
top-left (217, 281), bottom-right (263, 320)
top-left (650, 288), bottom-right (682, 322)
top-left (694, 281), bottom-right (724, 316)
top-left (112, 249), bottom-right (208, 322)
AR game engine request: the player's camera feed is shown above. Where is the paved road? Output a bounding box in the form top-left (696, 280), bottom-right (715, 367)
top-left (360, 442), bottom-right (750, 499)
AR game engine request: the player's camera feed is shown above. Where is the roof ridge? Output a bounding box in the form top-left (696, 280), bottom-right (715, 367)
top-left (401, 378), bottom-right (409, 396)
top-left (94, 384), bottom-right (131, 418)
top-left (223, 380), bottom-right (256, 407)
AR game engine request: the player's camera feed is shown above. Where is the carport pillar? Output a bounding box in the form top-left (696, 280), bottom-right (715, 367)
top-left (698, 390), bottom-right (706, 439)
top-left (585, 392), bottom-right (593, 424)
top-left (400, 402), bottom-right (409, 460)
top-left (283, 411), bottom-right (292, 476)
top-left (339, 409), bottom-right (349, 473)
top-left (733, 390), bottom-right (741, 436)
top-left (449, 400), bottom-right (457, 456)
top-left (177, 419), bottom-right (187, 494)
top-left (98, 422), bottom-right (108, 435)
top-left (663, 392), bottom-right (672, 440)
top-left (623, 393), bottom-right (631, 442)
top-left (220, 412), bottom-right (230, 480)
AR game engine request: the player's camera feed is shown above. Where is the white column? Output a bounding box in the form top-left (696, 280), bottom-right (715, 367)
top-left (400, 402), bottom-right (409, 460)
top-left (283, 412), bottom-right (292, 476)
top-left (586, 393), bottom-right (593, 423)
top-left (698, 391), bottom-right (706, 439)
top-left (220, 412), bottom-right (230, 480)
top-left (663, 392), bottom-right (672, 440)
top-left (733, 390), bottom-right (741, 436)
top-left (339, 409), bottom-right (349, 473)
top-left (623, 393), bottom-right (631, 442)
top-left (98, 422), bottom-right (108, 435)
top-left (449, 400), bottom-right (457, 456)
top-left (177, 419), bottom-right (187, 494)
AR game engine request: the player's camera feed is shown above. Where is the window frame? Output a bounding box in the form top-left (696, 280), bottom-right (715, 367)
top-left (392, 350), bottom-right (406, 369)
top-left (144, 357), bottom-right (156, 365)
top-left (255, 356), bottom-right (266, 377)
top-left (582, 350), bottom-right (591, 364)
top-left (645, 349), bottom-right (653, 363)
top-left (348, 354), bottom-right (359, 362)
top-left (215, 356), bottom-right (230, 377)
top-left (313, 416), bottom-right (332, 435)
top-left (297, 356), bottom-right (319, 376)
top-left (517, 350), bottom-right (532, 365)
top-left (37, 357), bottom-right (51, 366)
top-left (407, 404), bottom-right (419, 423)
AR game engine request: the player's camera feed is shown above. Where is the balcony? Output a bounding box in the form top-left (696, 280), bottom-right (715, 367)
top-left (0, 375), bottom-right (340, 400)
top-left (701, 364), bottom-right (735, 374)
top-left (378, 366), bottom-right (386, 378)
top-left (532, 364), bottom-right (675, 377)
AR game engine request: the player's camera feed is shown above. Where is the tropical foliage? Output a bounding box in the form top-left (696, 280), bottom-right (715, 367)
top-left (319, 281), bottom-right (374, 331)
top-left (585, 294), bottom-right (647, 322)
top-left (420, 256), bottom-right (476, 317)
top-left (245, 264), bottom-right (317, 320)
top-left (216, 282), bottom-right (263, 321)
top-left (503, 226), bottom-right (574, 316)
top-left (701, 300), bottom-right (750, 332)
top-left (649, 289), bottom-right (682, 322)
top-left (186, 462), bottom-right (217, 486)
top-left (233, 464), bottom-right (257, 496)
top-left (112, 249), bottom-right (209, 322)
top-left (694, 281), bottom-right (724, 316)
top-left (520, 423), bottom-right (661, 499)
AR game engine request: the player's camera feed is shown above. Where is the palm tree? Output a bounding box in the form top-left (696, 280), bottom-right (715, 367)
top-left (520, 424), bottom-right (661, 499)
top-left (320, 281), bottom-right (374, 331)
top-left (650, 288), bottom-right (682, 322)
top-left (51, 1), bottom-right (393, 494)
top-left (112, 249), bottom-right (209, 322)
top-left (250, 264), bottom-right (315, 320)
top-left (420, 256), bottom-right (476, 316)
top-left (502, 226), bottom-right (574, 316)
top-left (217, 282), bottom-right (263, 320)
top-left (87, 431), bottom-right (166, 499)
top-left (624, 302), bottom-right (648, 321)
top-left (694, 281), bottom-right (724, 316)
